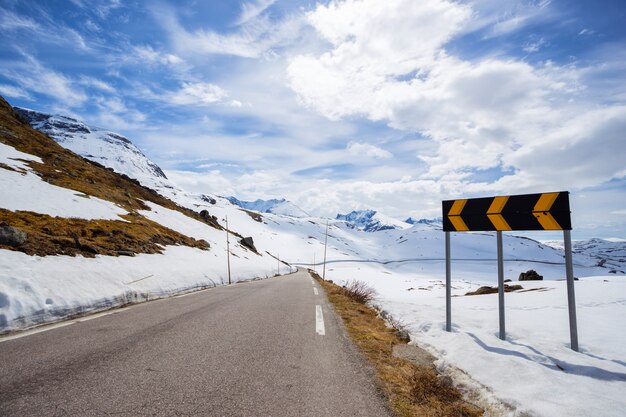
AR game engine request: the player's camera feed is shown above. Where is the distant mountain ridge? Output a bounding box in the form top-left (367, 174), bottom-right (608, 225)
top-left (227, 197), bottom-right (310, 218)
top-left (14, 107), bottom-right (169, 189)
top-left (336, 209), bottom-right (410, 232)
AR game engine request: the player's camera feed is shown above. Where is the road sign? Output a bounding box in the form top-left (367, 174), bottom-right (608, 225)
top-left (442, 191), bottom-right (571, 232)
top-left (441, 191), bottom-right (579, 352)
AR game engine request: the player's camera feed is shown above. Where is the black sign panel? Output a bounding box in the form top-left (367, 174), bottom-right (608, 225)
top-left (442, 191), bottom-right (571, 232)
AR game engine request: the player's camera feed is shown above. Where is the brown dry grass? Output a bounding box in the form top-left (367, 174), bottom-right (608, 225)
top-left (0, 209), bottom-right (208, 257)
top-left (312, 271), bottom-right (483, 417)
top-left (0, 95), bottom-right (215, 257)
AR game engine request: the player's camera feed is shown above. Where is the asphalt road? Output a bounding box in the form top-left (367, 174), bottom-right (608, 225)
top-left (0, 269), bottom-right (393, 417)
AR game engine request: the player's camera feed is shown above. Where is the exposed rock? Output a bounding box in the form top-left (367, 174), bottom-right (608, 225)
top-left (116, 250), bottom-right (136, 257)
top-left (392, 344), bottom-right (436, 368)
top-left (201, 195), bottom-right (217, 205)
top-left (396, 329), bottom-right (411, 343)
top-left (0, 224), bottom-right (27, 246)
top-left (519, 269), bottom-right (543, 281)
top-left (466, 284), bottom-right (523, 296)
top-left (239, 236), bottom-right (257, 252)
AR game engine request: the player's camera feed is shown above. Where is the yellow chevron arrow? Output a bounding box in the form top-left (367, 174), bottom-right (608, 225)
top-left (533, 192), bottom-right (562, 230)
top-left (487, 196), bottom-right (511, 231)
top-left (448, 199), bottom-right (469, 231)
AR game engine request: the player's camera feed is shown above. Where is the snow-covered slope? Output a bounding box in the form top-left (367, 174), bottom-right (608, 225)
top-left (405, 217), bottom-right (442, 229)
top-left (14, 107), bottom-right (173, 191)
top-left (336, 209), bottom-right (410, 232)
top-left (228, 197), bottom-right (310, 218)
top-left (543, 238), bottom-right (626, 273)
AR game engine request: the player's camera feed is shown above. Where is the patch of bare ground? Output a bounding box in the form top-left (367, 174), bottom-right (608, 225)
top-left (0, 95), bottom-right (215, 256)
top-left (465, 284), bottom-right (523, 296)
top-left (0, 209), bottom-right (208, 257)
top-left (311, 270), bottom-right (483, 417)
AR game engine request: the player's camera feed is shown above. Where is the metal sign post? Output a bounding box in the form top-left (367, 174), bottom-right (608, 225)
top-left (322, 221), bottom-right (329, 280)
top-left (442, 191), bottom-right (579, 351)
top-left (497, 231), bottom-right (505, 340)
top-left (225, 216), bottom-right (231, 285)
top-left (563, 229), bottom-right (579, 351)
top-left (445, 231), bottom-right (451, 332)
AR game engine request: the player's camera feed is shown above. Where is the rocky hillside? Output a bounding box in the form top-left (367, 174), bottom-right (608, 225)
top-left (0, 96), bottom-right (219, 257)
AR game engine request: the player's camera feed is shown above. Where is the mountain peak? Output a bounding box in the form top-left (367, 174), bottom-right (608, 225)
top-left (228, 197), bottom-right (309, 218)
top-left (336, 209), bottom-right (408, 232)
top-left (14, 107), bottom-right (168, 183)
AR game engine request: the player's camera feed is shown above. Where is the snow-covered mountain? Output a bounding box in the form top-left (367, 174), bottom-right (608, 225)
top-left (336, 209), bottom-right (410, 232)
top-left (543, 238), bottom-right (626, 273)
top-left (14, 107), bottom-right (173, 191)
top-left (405, 217), bottom-right (442, 229)
top-left (227, 197), bottom-right (310, 218)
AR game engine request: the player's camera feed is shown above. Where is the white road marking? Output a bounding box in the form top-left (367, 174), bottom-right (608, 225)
top-left (0, 307), bottom-right (127, 343)
top-left (316, 305), bottom-right (325, 336)
top-left (313, 287), bottom-right (319, 296)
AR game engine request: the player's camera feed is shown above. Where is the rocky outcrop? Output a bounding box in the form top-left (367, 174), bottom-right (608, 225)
top-left (519, 270), bottom-right (543, 281)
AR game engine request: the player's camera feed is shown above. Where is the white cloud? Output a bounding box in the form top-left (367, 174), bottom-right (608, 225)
top-left (347, 142), bottom-right (392, 159)
top-left (0, 53), bottom-right (87, 106)
top-left (287, 0), bottom-right (626, 197)
top-left (133, 45), bottom-right (184, 66)
top-left (78, 76), bottom-right (115, 93)
top-left (169, 82), bottom-right (228, 106)
top-left (153, 4), bottom-right (305, 59)
top-left (0, 83), bottom-right (32, 100)
top-left (236, 0), bottom-right (276, 26)
top-left (523, 37), bottom-right (546, 53)
top-left (0, 9), bottom-right (41, 31)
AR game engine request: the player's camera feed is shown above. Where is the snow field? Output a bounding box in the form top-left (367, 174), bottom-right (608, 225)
top-left (322, 261), bottom-right (626, 417)
top-left (0, 142), bottom-right (128, 220)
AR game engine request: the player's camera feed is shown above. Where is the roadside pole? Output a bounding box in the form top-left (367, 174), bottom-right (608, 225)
top-left (445, 231), bottom-right (451, 332)
top-left (226, 216), bottom-right (231, 285)
top-left (563, 229), bottom-right (579, 351)
top-left (322, 221), bottom-right (328, 280)
top-left (277, 251), bottom-right (280, 276)
top-left (497, 231), bottom-right (505, 340)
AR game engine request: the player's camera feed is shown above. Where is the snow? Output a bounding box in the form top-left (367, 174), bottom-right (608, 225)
top-left (0, 245), bottom-right (283, 331)
top-left (322, 262), bottom-right (626, 417)
top-left (336, 209), bottom-right (411, 232)
top-left (228, 197), bottom-right (311, 218)
top-left (0, 142), bottom-right (128, 220)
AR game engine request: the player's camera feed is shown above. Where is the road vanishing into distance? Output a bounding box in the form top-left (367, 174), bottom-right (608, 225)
top-left (0, 269), bottom-right (393, 417)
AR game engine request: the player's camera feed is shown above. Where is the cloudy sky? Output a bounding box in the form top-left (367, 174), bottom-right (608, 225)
top-left (1, 0), bottom-right (625, 239)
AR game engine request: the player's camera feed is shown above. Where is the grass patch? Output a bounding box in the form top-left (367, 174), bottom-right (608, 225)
top-left (311, 271), bottom-right (482, 417)
top-left (0, 209), bottom-right (209, 257)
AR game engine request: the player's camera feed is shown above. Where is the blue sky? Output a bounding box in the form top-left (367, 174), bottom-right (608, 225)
top-left (0, 0), bottom-right (625, 239)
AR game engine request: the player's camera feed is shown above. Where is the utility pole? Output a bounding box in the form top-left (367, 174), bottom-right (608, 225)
top-left (277, 251), bottom-right (280, 276)
top-left (322, 220), bottom-right (328, 280)
top-left (225, 216), bottom-right (231, 285)
top-left (313, 252), bottom-right (316, 273)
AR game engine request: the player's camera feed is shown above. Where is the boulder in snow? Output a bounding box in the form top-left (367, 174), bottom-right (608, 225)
top-left (239, 236), bottom-right (257, 253)
top-left (519, 270), bottom-right (543, 281)
top-left (0, 224), bottom-right (27, 247)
